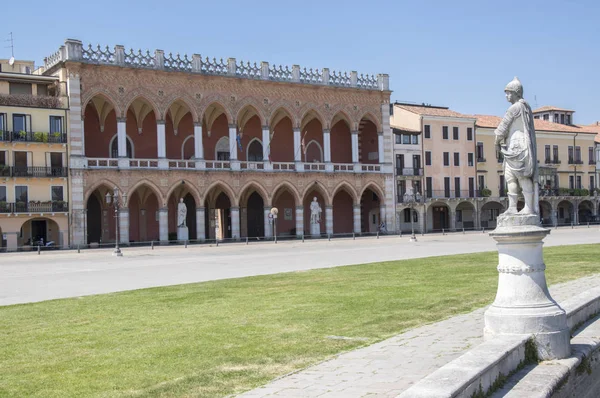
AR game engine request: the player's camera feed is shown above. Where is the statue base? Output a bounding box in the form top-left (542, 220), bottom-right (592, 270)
top-left (484, 213), bottom-right (570, 360)
top-left (310, 223), bottom-right (320, 237)
top-left (177, 226), bottom-right (189, 241)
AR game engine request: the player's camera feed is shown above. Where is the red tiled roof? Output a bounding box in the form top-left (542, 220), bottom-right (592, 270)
top-left (532, 105), bottom-right (575, 113)
top-left (395, 104), bottom-right (473, 119)
top-left (474, 114), bottom-right (597, 134)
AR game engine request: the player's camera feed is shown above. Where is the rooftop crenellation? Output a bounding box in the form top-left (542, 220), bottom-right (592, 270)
top-left (43, 39), bottom-right (389, 91)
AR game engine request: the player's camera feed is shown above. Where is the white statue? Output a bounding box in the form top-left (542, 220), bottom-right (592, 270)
top-left (309, 197), bottom-right (322, 224)
top-left (494, 77), bottom-right (538, 216)
top-left (177, 198), bottom-right (187, 227)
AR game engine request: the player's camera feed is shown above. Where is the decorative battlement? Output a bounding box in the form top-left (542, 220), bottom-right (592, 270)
top-left (44, 39), bottom-right (389, 91)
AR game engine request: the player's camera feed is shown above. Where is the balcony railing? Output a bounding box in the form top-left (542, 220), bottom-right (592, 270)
top-left (544, 158), bottom-right (562, 164)
top-left (589, 160), bottom-right (596, 165)
top-left (477, 157), bottom-right (486, 163)
top-left (0, 94), bottom-right (65, 109)
top-left (424, 190), bottom-right (483, 199)
top-left (397, 193), bottom-right (425, 203)
top-left (0, 131), bottom-right (67, 144)
top-left (539, 188), bottom-right (592, 197)
top-left (333, 163), bottom-right (354, 172)
top-left (395, 167), bottom-right (423, 177)
top-left (568, 159), bottom-right (584, 165)
top-left (5, 166), bottom-right (68, 178)
top-left (0, 201), bottom-right (69, 213)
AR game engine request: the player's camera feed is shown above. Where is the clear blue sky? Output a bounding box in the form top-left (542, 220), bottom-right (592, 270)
top-left (4, 0), bottom-right (599, 124)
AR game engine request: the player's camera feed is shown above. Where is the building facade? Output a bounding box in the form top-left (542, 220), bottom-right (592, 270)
top-left (40, 39), bottom-right (394, 247)
top-left (0, 59), bottom-right (69, 250)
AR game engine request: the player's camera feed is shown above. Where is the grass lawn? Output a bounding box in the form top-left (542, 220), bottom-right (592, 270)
top-left (1, 244), bottom-right (599, 397)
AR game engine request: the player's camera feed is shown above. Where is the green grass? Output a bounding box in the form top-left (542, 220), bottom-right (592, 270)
top-left (1, 244), bottom-right (599, 398)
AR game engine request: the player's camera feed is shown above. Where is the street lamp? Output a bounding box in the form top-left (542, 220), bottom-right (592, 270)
top-left (403, 188), bottom-right (421, 242)
top-left (105, 187), bottom-right (127, 256)
top-left (270, 207), bottom-right (279, 243)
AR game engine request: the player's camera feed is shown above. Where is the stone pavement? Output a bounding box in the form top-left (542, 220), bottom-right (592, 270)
top-left (1, 227), bottom-right (598, 306)
top-left (237, 274), bottom-right (600, 398)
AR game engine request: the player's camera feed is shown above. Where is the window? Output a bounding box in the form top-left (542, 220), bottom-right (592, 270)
top-left (395, 134), bottom-right (401, 144)
top-left (476, 142), bottom-right (484, 161)
top-left (561, 114), bottom-right (565, 124)
top-left (0, 186), bottom-right (5, 202)
top-left (426, 177), bottom-right (433, 198)
top-left (452, 127), bottom-right (459, 140)
top-left (9, 82), bottom-right (32, 95)
top-left (402, 134), bottom-right (411, 144)
top-left (413, 154), bottom-right (421, 169)
top-left (0, 151), bottom-right (5, 165)
top-left (50, 116), bottom-right (63, 134)
top-left (575, 146), bottom-right (581, 162)
top-left (454, 177), bottom-right (460, 198)
top-left (413, 180), bottom-right (421, 195)
top-left (545, 145), bottom-right (551, 162)
top-left (568, 146), bottom-right (574, 164)
top-left (216, 137), bottom-right (231, 161)
top-left (13, 114), bottom-right (31, 133)
top-left (397, 180), bottom-right (406, 197)
top-left (444, 177), bottom-right (451, 198)
top-left (403, 208), bottom-right (418, 223)
top-left (468, 153), bottom-right (474, 167)
top-left (590, 176), bottom-right (595, 191)
top-left (576, 176), bottom-right (582, 189)
top-left (456, 210), bottom-right (462, 222)
top-left (589, 147), bottom-right (595, 164)
top-left (411, 135), bottom-right (419, 145)
top-left (569, 175), bottom-right (574, 189)
top-left (467, 127), bottom-right (473, 141)
top-left (37, 84), bottom-right (48, 96)
top-left (0, 113), bottom-right (6, 132)
top-left (566, 114), bottom-right (571, 125)
top-left (424, 125), bottom-right (431, 139)
top-left (554, 114), bottom-right (559, 123)
top-left (454, 152), bottom-right (460, 166)
top-left (469, 177), bottom-right (475, 197)
top-left (490, 209), bottom-right (500, 221)
top-left (553, 145), bottom-right (559, 162)
top-left (396, 154), bottom-right (405, 170)
top-left (51, 186), bottom-right (64, 201)
top-left (425, 151), bottom-right (432, 166)
top-left (543, 114), bottom-right (549, 121)
top-left (15, 186), bottom-right (28, 203)
top-left (443, 152), bottom-right (449, 166)
top-left (442, 126), bottom-right (449, 140)
top-left (478, 175), bottom-right (485, 190)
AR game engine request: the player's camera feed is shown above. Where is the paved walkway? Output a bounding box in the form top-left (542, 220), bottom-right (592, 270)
top-left (237, 274), bottom-right (600, 398)
top-left (1, 227), bottom-right (598, 306)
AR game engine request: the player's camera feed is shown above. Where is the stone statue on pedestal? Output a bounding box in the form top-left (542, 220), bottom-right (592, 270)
top-left (177, 198), bottom-right (187, 227)
top-left (310, 197), bottom-right (321, 225)
top-left (494, 77), bottom-right (538, 216)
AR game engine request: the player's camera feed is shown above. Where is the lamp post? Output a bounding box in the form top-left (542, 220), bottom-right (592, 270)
top-left (105, 187), bottom-right (127, 256)
top-left (270, 207), bottom-right (278, 243)
top-left (403, 188), bottom-right (420, 242)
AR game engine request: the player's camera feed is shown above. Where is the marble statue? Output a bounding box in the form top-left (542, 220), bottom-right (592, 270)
top-left (494, 77), bottom-right (538, 216)
top-left (309, 197), bottom-right (322, 224)
top-left (177, 198), bottom-right (187, 227)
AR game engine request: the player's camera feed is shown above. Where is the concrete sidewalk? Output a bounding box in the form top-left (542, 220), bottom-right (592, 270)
top-left (237, 274), bottom-right (600, 398)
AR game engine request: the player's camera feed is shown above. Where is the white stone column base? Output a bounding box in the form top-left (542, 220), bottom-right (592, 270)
top-left (196, 208), bottom-right (206, 241)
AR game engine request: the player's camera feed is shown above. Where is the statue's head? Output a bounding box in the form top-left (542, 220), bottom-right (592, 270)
top-left (180, 198), bottom-right (184, 203)
top-left (313, 197), bottom-right (317, 202)
top-left (504, 76), bottom-right (523, 103)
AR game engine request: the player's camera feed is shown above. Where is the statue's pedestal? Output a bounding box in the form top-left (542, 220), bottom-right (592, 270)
top-left (177, 226), bottom-right (189, 241)
top-left (310, 222), bottom-right (320, 237)
top-left (484, 214), bottom-right (570, 360)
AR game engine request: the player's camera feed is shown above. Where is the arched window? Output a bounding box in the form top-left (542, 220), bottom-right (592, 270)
top-left (215, 137), bottom-right (230, 161)
top-left (247, 139), bottom-right (263, 161)
top-left (109, 135), bottom-right (133, 158)
top-left (305, 140), bottom-right (323, 163)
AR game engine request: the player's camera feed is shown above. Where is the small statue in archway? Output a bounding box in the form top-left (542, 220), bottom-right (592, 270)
top-left (310, 197), bottom-right (322, 224)
top-left (177, 198), bottom-right (187, 227)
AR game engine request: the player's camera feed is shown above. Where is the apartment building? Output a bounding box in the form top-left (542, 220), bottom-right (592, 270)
top-left (533, 106), bottom-right (575, 125)
top-left (0, 59), bottom-right (69, 250)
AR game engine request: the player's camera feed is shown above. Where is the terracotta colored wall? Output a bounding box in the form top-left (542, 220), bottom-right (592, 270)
top-left (238, 116), bottom-right (262, 161)
top-left (165, 113), bottom-right (194, 159)
top-left (128, 191), bottom-right (159, 242)
top-left (303, 119), bottom-right (323, 162)
top-left (360, 189), bottom-right (380, 232)
top-left (304, 190), bottom-right (326, 234)
top-left (273, 190), bottom-right (296, 235)
top-left (332, 190), bottom-right (353, 233)
top-left (84, 105), bottom-right (116, 157)
top-left (270, 117), bottom-right (294, 162)
top-left (203, 114), bottom-right (229, 160)
top-left (330, 121), bottom-right (352, 163)
top-left (360, 120), bottom-right (378, 164)
top-left (126, 109), bottom-right (158, 159)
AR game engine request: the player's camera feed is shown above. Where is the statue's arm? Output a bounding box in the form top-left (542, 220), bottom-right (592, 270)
top-left (494, 105), bottom-right (518, 146)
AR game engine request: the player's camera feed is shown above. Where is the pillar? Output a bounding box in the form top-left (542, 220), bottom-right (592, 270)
top-left (194, 123), bottom-right (203, 159)
top-left (353, 205), bottom-right (361, 233)
top-left (379, 205), bottom-right (386, 231)
top-left (573, 201), bottom-right (579, 225)
top-left (450, 209), bottom-right (456, 231)
top-left (158, 207), bottom-right (168, 242)
top-left (419, 207), bottom-right (426, 233)
top-left (70, 171), bottom-right (86, 246)
top-left (230, 207), bottom-right (240, 240)
top-left (5, 232), bottom-right (17, 252)
top-left (351, 131), bottom-right (359, 164)
top-left (293, 128), bottom-right (301, 162)
top-left (552, 209), bottom-right (558, 227)
top-left (157, 120), bottom-right (166, 158)
top-left (377, 131), bottom-right (384, 164)
top-left (228, 124), bottom-right (238, 161)
top-left (325, 205), bottom-right (333, 235)
top-left (118, 208), bottom-right (129, 244)
top-left (66, 73), bottom-right (84, 156)
top-left (240, 207), bottom-right (248, 238)
top-left (295, 206), bottom-right (304, 237)
top-left (264, 207), bottom-right (272, 238)
top-left (117, 118), bottom-right (127, 157)
top-left (323, 129), bottom-right (331, 163)
top-left (262, 125), bottom-right (270, 161)
top-left (80, 117), bottom-right (85, 156)
top-left (196, 207), bottom-right (206, 241)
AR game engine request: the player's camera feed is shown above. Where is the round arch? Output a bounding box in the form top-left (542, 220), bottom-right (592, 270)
top-left (125, 179), bottom-right (165, 207)
top-left (331, 181), bottom-right (359, 205)
top-left (16, 216), bottom-right (65, 247)
top-left (203, 181), bottom-right (237, 207)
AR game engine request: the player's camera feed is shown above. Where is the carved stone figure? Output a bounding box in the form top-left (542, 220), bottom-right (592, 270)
top-left (177, 198), bottom-right (187, 227)
top-left (309, 197), bottom-right (322, 224)
top-left (494, 77), bottom-right (538, 216)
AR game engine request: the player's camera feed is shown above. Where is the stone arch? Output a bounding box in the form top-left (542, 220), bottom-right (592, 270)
top-left (358, 111), bottom-right (382, 133)
top-left (268, 103), bottom-right (297, 128)
top-left (108, 133), bottom-right (134, 158)
top-left (162, 95), bottom-right (199, 122)
top-left (125, 179), bottom-right (165, 207)
top-left (84, 179), bottom-right (122, 204)
top-left (181, 135), bottom-right (194, 159)
top-left (300, 107), bottom-right (326, 130)
top-left (199, 97), bottom-right (234, 126)
top-left (427, 201), bottom-right (451, 232)
top-left (578, 199), bottom-right (595, 223)
top-left (304, 139), bottom-right (324, 163)
top-left (16, 216), bottom-right (65, 247)
top-left (271, 181), bottom-right (301, 206)
top-left (235, 98), bottom-right (266, 128)
top-left (455, 201), bottom-right (476, 230)
top-left (359, 182), bottom-right (384, 204)
top-left (81, 88), bottom-right (121, 117)
top-left (238, 181), bottom-right (270, 206)
top-left (330, 110), bottom-right (353, 131)
top-left (203, 181), bottom-right (237, 207)
top-left (302, 181), bottom-right (331, 206)
top-left (556, 199), bottom-right (574, 225)
top-left (122, 93), bottom-right (161, 121)
top-left (332, 181), bottom-right (359, 205)
top-left (165, 179), bottom-right (202, 207)
top-left (539, 200), bottom-right (553, 226)
top-left (246, 137), bottom-right (263, 161)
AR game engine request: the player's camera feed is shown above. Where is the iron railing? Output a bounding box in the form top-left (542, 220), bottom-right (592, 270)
top-left (0, 131), bottom-right (67, 144)
top-left (424, 190), bottom-right (483, 199)
top-left (395, 167), bottom-right (423, 177)
top-left (0, 202), bottom-right (69, 213)
top-left (8, 167), bottom-right (68, 178)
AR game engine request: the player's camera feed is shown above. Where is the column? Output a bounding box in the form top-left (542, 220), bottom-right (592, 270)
top-left (70, 171), bottom-right (86, 246)
top-left (293, 128), bottom-right (301, 162)
top-left (351, 131), bottom-right (359, 164)
top-left (157, 120), bottom-right (166, 158)
top-left (295, 206), bottom-right (304, 237)
top-left (377, 131), bottom-right (384, 164)
top-left (475, 207), bottom-right (481, 230)
top-left (264, 207), bottom-right (272, 238)
top-left (193, 123), bottom-right (204, 159)
top-left (230, 207), bottom-right (240, 240)
top-left (5, 232), bottom-right (18, 252)
top-left (325, 205), bottom-right (333, 235)
top-left (228, 124), bottom-right (238, 161)
top-left (419, 207), bottom-right (426, 233)
top-left (573, 202), bottom-right (578, 225)
top-left (81, 117), bottom-right (85, 156)
top-left (262, 125), bottom-right (272, 171)
top-left (240, 208), bottom-right (248, 238)
top-left (196, 207), bottom-right (206, 241)
top-left (552, 209), bottom-right (558, 227)
top-left (119, 208), bottom-right (129, 244)
top-left (66, 73), bottom-right (84, 156)
top-left (158, 207), bottom-right (168, 242)
top-left (353, 205), bottom-right (361, 233)
top-left (323, 129), bottom-right (331, 162)
top-left (379, 205), bottom-right (386, 231)
top-left (450, 209), bottom-right (456, 231)
top-left (117, 118), bottom-right (127, 157)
